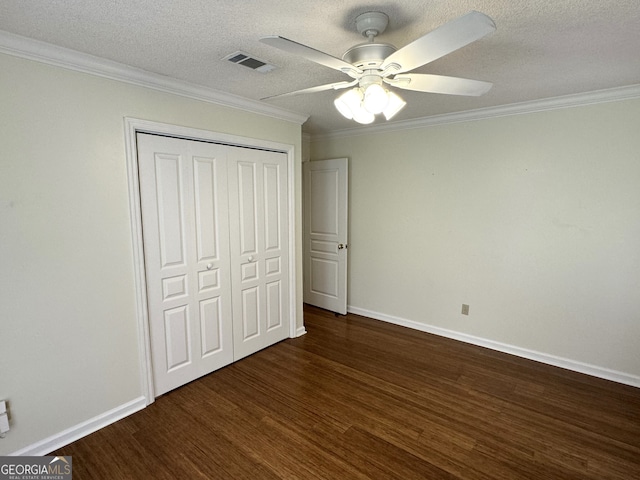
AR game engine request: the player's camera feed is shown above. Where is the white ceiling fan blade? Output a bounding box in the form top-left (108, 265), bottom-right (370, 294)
top-left (380, 11), bottom-right (496, 75)
top-left (386, 74), bottom-right (492, 96)
top-left (260, 36), bottom-right (361, 76)
top-left (261, 80), bottom-right (358, 100)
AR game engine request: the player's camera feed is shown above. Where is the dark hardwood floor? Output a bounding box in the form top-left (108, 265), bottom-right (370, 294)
top-left (55, 305), bottom-right (640, 479)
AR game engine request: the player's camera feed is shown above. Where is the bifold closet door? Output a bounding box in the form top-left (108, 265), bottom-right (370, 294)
top-left (228, 148), bottom-right (290, 360)
top-left (137, 133), bottom-right (290, 396)
top-left (137, 133), bottom-right (234, 396)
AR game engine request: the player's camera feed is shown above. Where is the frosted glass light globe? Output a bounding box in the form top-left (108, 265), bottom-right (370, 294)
top-left (363, 84), bottom-right (389, 114)
top-left (383, 91), bottom-right (407, 120)
top-left (334, 89), bottom-right (361, 119)
top-left (352, 108), bottom-right (375, 124)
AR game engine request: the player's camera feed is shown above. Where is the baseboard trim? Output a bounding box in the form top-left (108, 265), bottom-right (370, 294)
top-left (295, 326), bottom-right (307, 337)
top-left (347, 306), bottom-right (640, 389)
top-left (10, 396), bottom-right (147, 456)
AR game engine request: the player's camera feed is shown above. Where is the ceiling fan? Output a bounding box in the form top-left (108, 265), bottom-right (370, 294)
top-left (260, 11), bottom-right (496, 124)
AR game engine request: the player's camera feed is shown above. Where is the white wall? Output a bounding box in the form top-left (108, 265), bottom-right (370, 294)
top-left (310, 98), bottom-right (640, 380)
top-left (0, 52), bottom-right (303, 455)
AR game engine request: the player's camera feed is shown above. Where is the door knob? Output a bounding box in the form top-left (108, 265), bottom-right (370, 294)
top-left (248, 255), bottom-right (254, 262)
top-left (206, 263), bottom-right (213, 270)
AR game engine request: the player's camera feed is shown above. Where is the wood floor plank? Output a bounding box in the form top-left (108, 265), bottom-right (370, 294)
top-left (54, 305), bottom-right (640, 479)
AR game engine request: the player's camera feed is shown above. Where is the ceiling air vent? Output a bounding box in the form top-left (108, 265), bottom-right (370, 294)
top-left (223, 51), bottom-right (277, 73)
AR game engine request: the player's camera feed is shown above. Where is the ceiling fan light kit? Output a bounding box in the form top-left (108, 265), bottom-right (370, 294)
top-left (260, 10), bottom-right (496, 125)
top-left (334, 89), bottom-right (374, 124)
top-left (335, 84), bottom-right (407, 124)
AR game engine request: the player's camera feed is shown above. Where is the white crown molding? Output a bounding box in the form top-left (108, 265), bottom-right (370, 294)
top-left (0, 29), bottom-right (308, 126)
top-left (348, 305), bottom-right (640, 389)
top-left (312, 83), bottom-right (640, 142)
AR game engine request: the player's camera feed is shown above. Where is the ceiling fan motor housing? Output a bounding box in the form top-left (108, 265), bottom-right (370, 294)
top-left (342, 43), bottom-right (397, 70)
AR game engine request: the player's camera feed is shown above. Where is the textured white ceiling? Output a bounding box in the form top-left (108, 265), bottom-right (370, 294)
top-left (1, 0), bottom-right (639, 134)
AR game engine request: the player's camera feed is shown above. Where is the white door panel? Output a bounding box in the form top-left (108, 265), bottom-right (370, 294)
top-left (137, 134), bottom-right (233, 396)
top-left (164, 305), bottom-right (190, 371)
top-left (310, 258), bottom-right (339, 296)
top-left (228, 148), bottom-right (289, 360)
top-left (304, 159), bottom-right (348, 314)
top-left (310, 169), bottom-right (339, 235)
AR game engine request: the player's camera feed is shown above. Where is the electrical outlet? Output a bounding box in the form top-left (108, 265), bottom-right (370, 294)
top-left (461, 304), bottom-right (470, 315)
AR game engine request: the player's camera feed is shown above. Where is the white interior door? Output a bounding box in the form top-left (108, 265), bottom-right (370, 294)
top-left (137, 133), bottom-right (234, 396)
top-left (303, 158), bottom-right (348, 314)
top-left (228, 148), bottom-right (290, 360)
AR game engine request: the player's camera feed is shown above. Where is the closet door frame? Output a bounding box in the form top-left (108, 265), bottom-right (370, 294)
top-left (124, 117), bottom-right (300, 405)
